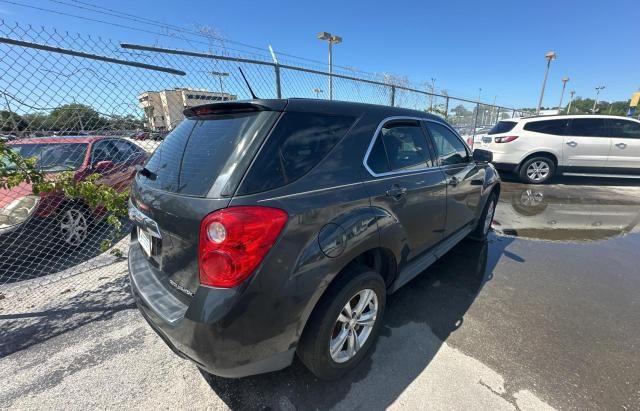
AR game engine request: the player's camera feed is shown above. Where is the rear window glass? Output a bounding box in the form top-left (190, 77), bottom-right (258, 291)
top-left (238, 112), bottom-right (356, 195)
top-left (523, 119), bottom-right (568, 135)
top-left (607, 119), bottom-right (640, 139)
top-left (488, 121), bottom-right (517, 135)
top-left (141, 112), bottom-right (264, 196)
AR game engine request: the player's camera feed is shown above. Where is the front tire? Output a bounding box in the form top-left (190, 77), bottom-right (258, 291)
top-left (468, 192), bottom-right (497, 241)
top-left (297, 267), bottom-right (386, 380)
top-left (518, 156), bottom-right (555, 184)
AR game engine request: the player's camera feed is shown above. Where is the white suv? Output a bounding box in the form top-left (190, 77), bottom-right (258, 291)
top-left (478, 115), bottom-right (640, 183)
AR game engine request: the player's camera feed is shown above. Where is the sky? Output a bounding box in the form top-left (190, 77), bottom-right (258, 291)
top-left (0, 0), bottom-right (638, 108)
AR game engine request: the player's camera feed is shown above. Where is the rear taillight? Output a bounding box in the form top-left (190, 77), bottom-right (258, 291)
top-left (199, 206), bottom-right (288, 288)
top-left (494, 136), bottom-right (518, 143)
top-left (466, 137), bottom-right (474, 147)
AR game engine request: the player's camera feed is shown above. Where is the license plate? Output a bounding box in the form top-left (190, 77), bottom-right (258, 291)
top-left (138, 227), bottom-right (153, 257)
top-left (482, 137), bottom-right (492, 144)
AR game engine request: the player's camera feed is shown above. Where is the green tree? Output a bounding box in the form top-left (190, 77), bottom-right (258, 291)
top-left (450, 104), bottom-right (472, 117)
top-left (0, 110), bottom-right (27, 132)
top-left (21, 112), bottom-right (49, 131)
top-left (46, 103), bottom-right (107, 131)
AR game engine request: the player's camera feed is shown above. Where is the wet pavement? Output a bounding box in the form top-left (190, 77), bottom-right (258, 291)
top-left (1, 178), bottom-right (639, 409)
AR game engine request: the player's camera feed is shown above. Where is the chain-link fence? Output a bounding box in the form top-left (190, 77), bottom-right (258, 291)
top-left (0, 19), bottom-right (531, 330)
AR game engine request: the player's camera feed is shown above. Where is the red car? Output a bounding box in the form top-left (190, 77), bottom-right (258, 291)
top-left (0, 136), bottom-right (148, 249)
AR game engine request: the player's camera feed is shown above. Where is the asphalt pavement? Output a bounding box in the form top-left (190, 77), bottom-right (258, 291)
top-left (1, 179), bottom-right (639, 410)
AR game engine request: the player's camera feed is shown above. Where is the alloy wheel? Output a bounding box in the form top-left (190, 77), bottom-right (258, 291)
top-left (60, 209), bottom-right (88, 246)
top-left (329, 288), bottom-right (379, 363)
top-left (526, 161), bottom-right (550, 182)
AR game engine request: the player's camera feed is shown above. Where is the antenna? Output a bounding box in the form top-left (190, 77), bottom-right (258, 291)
top-left (238, 67), bottom-right (258, 99)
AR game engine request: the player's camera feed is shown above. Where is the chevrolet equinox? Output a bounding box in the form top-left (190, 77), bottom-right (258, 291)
top-left (128, 99), bottom-right (500, 380)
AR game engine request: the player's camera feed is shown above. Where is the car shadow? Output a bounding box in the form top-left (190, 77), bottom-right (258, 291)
top-left (202, 234), bottom-right (519, 410)
top-left (0, 219), bottom-right (133, 284)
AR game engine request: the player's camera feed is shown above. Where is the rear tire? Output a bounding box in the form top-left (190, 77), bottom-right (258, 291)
top-left (518, 156), bottom-right (555, 184)
top-left (297, 267), bottom-right (386, 380)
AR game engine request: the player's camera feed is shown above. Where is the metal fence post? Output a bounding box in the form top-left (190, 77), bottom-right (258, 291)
top-left (390, 85), bottom-right (396, 107)
top-left (274, 64), bottom-right (282, 99)
top-left (495, 107), bottom-right (501, 123)
top-left (472, 103), bottom-right (480, 140)
top-left (444, 96), bottom-right (449, 120)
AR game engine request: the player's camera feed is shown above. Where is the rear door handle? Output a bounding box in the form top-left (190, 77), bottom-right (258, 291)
top-left (385, 186), bottom-right (407, 198)
top-left (615, 142), bottom-right (627, 149)
top-left (566, 141), bottom-right (577, 147)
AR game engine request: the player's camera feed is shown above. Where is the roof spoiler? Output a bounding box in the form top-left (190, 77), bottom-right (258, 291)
top-left (183, 101), bottom-right (284, 118)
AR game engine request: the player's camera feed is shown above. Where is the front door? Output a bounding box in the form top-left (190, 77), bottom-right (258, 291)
top-left (563, 118), bottom-right (611, 168)
top-left (424, 121), bottom-right (483, 237)
top-left (364, 119), bottom-right (447, 260)
top-left (605, 118), bottom-right (640, 170)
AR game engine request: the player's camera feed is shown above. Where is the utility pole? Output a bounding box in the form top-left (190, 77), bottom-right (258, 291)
top-left (558, 77), bottom-right (570, 111)
top-left (567, 91), bottom-right (575, 113)
top-left (593, 86), bottom-right (605, 113)
top-left (317, 32), bottom-right (342, 100)
top-left (536, 51), bottom-right (556, 114)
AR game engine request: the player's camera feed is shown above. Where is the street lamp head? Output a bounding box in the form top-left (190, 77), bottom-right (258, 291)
top-left (330, 35), bottom-right (342, 44)
top-left (317, 31), bottom-right (331, 40)
top-left (562, 77), bottom-right (570, 83)
top-left (208, 71), bottom-right (229, 77)
top-left (545, 51), bottom-right (556, 61)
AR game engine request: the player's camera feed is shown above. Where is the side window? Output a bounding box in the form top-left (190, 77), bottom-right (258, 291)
top-left (238, 112), bottom-right (355, 195)
top-left (92, 141), bottom-right (118, 164)
top-left (426, 122), bottom-right (470, 166)
top-left (523, 119), bottom-right (568, 135)
top-left (111, 140), bottom-right (136, 163)
top-left (607, 119), bottom-right (640, 139)
top-left (366, 121), bottom-right (432, 174)
top-left (567, 118), bottom-right (606, 137)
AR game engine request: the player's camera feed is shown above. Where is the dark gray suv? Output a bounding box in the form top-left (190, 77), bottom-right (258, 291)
top-left (128, 99), bottom-right (500, 380)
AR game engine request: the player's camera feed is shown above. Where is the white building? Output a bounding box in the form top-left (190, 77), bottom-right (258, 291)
top-left (138, 88), bottom-right (236, 131)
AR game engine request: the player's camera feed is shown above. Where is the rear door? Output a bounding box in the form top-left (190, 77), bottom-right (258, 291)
top-left (424, 120), bottom-right (483, 237)
top-left (364, 118), bottom-right (447, 259)
top-left (605, 118), bottom-right (640, 170)
top-left (563, 118), bottom-right (611, 168)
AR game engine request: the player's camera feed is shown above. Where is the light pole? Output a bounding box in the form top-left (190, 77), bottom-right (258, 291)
top-left (208, 71), bottom-right (229, 94)
top-left (567, 90), bottom-right (575, 113)
top-left (313, 88), bottom-right (324, 98)
top-left (558, 77), bottom-right (570, 111)
top-left (536, 51), bottom-right (556, 114)
top-left (317, 32), bottom-right (342, 100)
top-left (593, 86), bottom-right (605, 113)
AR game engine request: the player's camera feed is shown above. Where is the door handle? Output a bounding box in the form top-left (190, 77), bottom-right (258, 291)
top-left (448, 177), bottom-right (459, 187)
top-left (615, 142), bottom-right (627, 149)
top-left (385, 186), bottom-right (407, 198)
top-left (566, 141), bottom-right (577, 147)
top-left (470, 178), bottom-right (484, 186)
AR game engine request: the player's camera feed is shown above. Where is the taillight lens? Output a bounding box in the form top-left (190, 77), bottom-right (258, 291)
top-left (466, 137), bottom-right (474, 147)
top-left (494, 136), bottom-right (519, 143)
top-left (199, 206), bottom-right (288, 288)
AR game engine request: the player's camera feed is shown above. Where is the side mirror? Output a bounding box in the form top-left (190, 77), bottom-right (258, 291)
top-left (473, 149), bottom-right (493, 163)
top-left (94, 160), bottom-right (114, 172)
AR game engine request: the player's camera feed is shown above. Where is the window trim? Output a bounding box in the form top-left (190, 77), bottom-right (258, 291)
top-left (363, 116), bottom-right (451, 178)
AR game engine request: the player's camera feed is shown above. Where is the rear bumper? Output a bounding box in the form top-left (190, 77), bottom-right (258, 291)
top-left (128, 242), bottom-right (295, 378)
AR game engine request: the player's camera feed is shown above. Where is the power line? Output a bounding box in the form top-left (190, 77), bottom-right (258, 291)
top-left (2, 0), bottom-right (372, 74)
